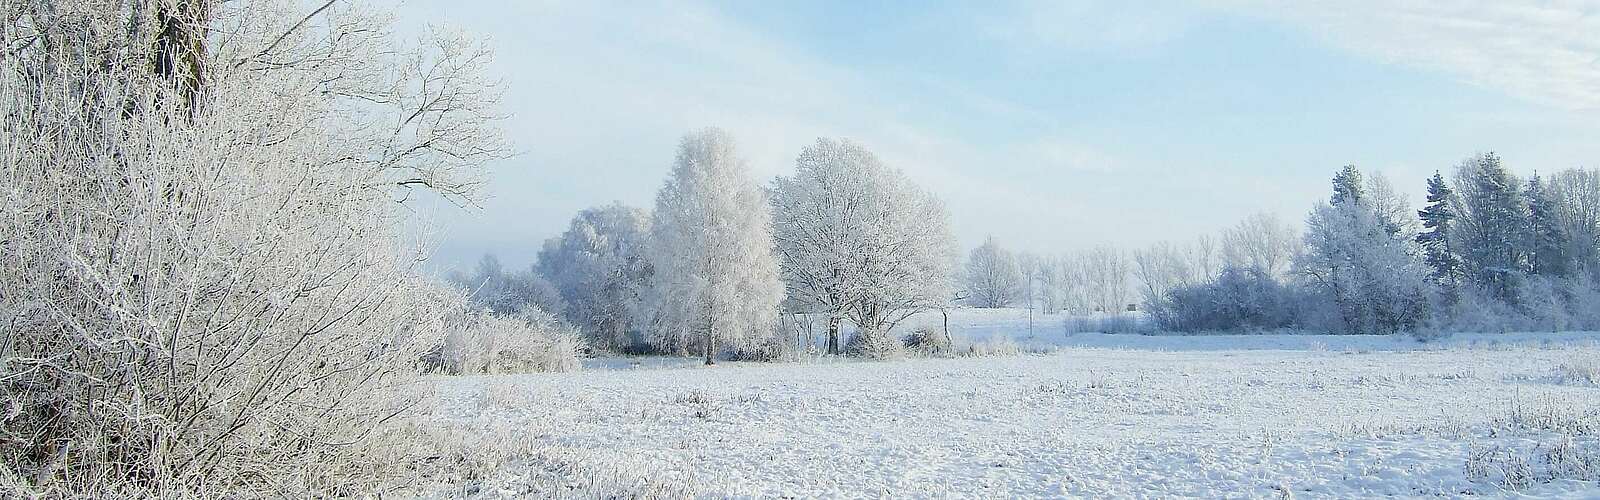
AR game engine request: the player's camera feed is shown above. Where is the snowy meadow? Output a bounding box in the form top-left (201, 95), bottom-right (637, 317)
top-left (407, 316), bottom-right (1600, 498)
top-left (9, 1), bottom-right (1600, 498)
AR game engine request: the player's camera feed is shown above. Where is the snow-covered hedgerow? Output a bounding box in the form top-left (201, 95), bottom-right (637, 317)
top-left (433, 306), bottom-right (584, 375)
top-left (1, 0), bottom-right (506, 495)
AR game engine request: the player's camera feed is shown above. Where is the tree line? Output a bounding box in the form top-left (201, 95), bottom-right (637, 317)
top-left (458, 130), bottom-right (961, 362)
top-left (466, 134), bottom-right (1600, 364)
top-left (958, 154), bottom-right (1600, 336)
top-left (1150, 155), bottom-right (1600, 335)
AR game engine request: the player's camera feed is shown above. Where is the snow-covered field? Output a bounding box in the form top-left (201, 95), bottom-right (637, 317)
top-left (409, 313), bottom-right (1600, 498)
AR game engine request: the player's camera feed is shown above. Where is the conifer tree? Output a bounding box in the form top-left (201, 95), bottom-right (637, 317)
top-left (1331, 165), bottom-right (1364, 206)
top-left (1454, 152), bottom-right (1528, 302)
top-left (1416, 172), bottom-right (1464, 296)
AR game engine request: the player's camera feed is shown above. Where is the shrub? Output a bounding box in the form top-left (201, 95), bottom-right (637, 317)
top-left (846, 329), bottom-right (903, 359)
top-left (1556, 358), bottom-right (1600, 386)
top-left (434, 305), bottom-right (584, 375)
top-left (1063, 313), bottom-right (1153, 334)
top-left (1147, 267), bottom-right (1301, 332)
top-left (902, 328), bottom-right (953, 355)
top-left (1, 0), bottom-right (505, 494)
top-left (963, 337), bottom-right (1022, 357)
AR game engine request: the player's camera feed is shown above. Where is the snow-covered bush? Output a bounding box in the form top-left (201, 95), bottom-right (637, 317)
top-left (1556, 358), bottom-right (1600, 386)
top-left (447, 254), bottom-right (567, 317)
top-left (1434, 285), bottom-right (1533, 333)
top-left (1149, 268), bottom-right (1301, 332)
top-left (1, 0), bottom-right (505, 494)
top-left (962, 337), bottom-right (1022, 357)
top-left (846, 329), bottom-right (904, 359)
top-left (1063, 313), bottom-right (1154, 334)
top-left (435, 306), bottom-right (583, 375)
top-left (902, 328), bottom-right (953, 355)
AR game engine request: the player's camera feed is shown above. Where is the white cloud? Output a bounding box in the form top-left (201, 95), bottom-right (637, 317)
top-left (1216, 0), bottom-right (1600, 110)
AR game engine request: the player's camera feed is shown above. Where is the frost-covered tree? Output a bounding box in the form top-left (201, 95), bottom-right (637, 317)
top-left (1, 0), bottom-right (511, 493)
top-left (1549, 168), bottom-right (1600, 277)
top-left (1037, 256), bottom-right (1063, 313)
top-left (1188, 235), bottom-right (1222, 283)
top-left (640, 129), bottom-right (785, 364)
top-left (1416, 172), bottom-right (1465, 295)
top-left (1018, 252), bottom-right (1042, 310)
top-left (1057, 253), bottom-right (1092, 314)
top-left (770, 138), bottom-right (957, 356)
top-left (536, 203), bottom-right (652, 351)
top-left (1221, 212), bottom-right (1300, 281)
top-left (1453, 152), bottom-right (1529, 302)
top-left (1526, 174), bottom-right (1572, 278)
top-left (1331, 165), bottom-right (1364, 206)
top-left (1133, 242), bottom-right (1194, 311)
top-left (964, 237), bottom-right (1022, 308)
top-left (447, 254), bottom-right (566, 315)
top-left (1297, 168), bottom-right (1429, 334)
top-left (1084, 245), bottom-right (1131, 313)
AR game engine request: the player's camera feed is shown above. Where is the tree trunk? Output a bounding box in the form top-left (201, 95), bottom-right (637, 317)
top-left (942, 307), bottom-right (952, 347)
top-left (826, 314), bottom-right (840, 355)
top-left (153, 0), bottom-right (211, 116)
top-left (704, 326), bottom-right (715, 365)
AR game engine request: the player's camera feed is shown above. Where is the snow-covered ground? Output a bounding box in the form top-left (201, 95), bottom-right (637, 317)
top-left (412, 325), bottom-right (1600, 498)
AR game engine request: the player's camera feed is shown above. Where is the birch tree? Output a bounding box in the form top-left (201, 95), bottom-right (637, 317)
top-left (1083, 245), bottom-right (1131, 313)
top-left (640, 128), bottom-right (784, 364)
top-left (1222, 212), bottom-right (1300, 281)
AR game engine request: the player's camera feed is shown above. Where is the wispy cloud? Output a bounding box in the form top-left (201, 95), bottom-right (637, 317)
top-left (1215, 0), bottom-right (1600, 110)
top-left (390, 0), bottom-right (1140, 262)
top-left (974, 1), bottom-right (1199, 53)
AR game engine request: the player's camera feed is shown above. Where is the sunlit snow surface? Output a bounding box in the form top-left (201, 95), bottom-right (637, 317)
top-left (422, 311), bottom-right (1600, 498)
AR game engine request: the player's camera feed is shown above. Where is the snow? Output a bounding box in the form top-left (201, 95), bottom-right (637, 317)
top-left (416, 311), bottom-right (1600, 498)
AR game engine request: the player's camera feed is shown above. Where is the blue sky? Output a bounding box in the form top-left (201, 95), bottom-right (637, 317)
top-left (386, 0), bottom-right (1600, 272)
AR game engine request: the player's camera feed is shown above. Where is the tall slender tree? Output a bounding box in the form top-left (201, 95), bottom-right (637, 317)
top-left (1416, 172), bottom-right (1464, 296)
top-left (1331, 165), bottom-right (1364, 206)
top-left (1453, 152), bottom-right (1529, 302)
top-left (1526, 174), bottom-right (1572, 278)
top-left (641, 128), bottom-right (784, 364)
